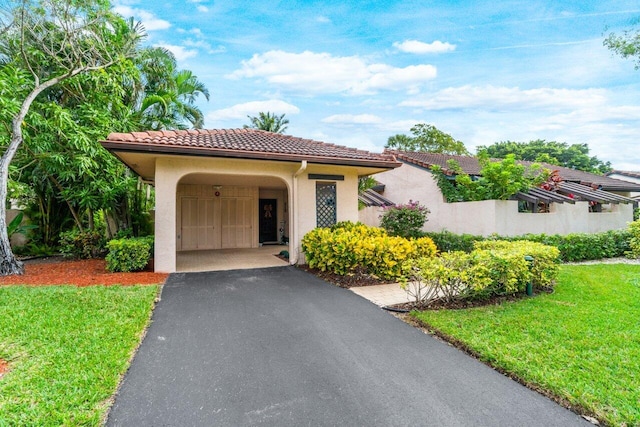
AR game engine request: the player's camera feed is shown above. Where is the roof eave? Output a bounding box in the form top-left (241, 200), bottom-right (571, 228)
top-left (101, 141), bottom-right (401, 170)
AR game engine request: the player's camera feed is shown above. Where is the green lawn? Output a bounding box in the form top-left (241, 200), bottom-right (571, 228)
top-left (0, 285), bottom-right (159, 426)
top-left (413, 264), bottom-right (640, 426)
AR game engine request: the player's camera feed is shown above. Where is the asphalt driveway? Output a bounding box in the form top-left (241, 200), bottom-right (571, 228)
top-left (107, 266), bottom-right (588, 426)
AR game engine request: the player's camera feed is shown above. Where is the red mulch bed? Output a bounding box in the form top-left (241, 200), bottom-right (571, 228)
top-left (297, 265), bottom-right (394, 288)
top-left (0, 258), bottom-right (167, 287)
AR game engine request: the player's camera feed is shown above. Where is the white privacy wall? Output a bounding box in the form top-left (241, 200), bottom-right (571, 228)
top-left (371, 163), bottom-right (633, 236)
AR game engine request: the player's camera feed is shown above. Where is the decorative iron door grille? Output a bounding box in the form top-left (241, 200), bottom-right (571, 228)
top-left (316, 182), bottom-right (337, 227)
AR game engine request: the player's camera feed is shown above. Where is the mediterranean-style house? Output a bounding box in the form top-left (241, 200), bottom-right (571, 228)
top-left (101, 129), bottom-right (400, 273)
top-left (361, 150), bottom-right (640, 236)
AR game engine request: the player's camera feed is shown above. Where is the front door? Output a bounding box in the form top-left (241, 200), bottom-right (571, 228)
top-left (259, 199), bottom-right (278, 243)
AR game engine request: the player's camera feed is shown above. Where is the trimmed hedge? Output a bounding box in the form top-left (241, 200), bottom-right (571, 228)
top-left (302, 222), bottom-right (437, 279)
top-left (423, 229), bottom-right (631, 262)
top-left (106, 236), bottom-right (154, 273)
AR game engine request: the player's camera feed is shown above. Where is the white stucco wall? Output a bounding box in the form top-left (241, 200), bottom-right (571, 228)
top-left (374, 163), bottom-right (634, 237)
top-left (153, 155), bottom-right (363, 272)
top-left (608, 173), bottom-right (640, 199)
top-left (358, 206), bottom-right (384, 227)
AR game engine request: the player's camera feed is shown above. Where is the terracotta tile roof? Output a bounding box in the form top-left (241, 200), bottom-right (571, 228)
top-left (386, 150), bottom-right (640, 192)
top-left (102, 128), bottom-right (400, 168)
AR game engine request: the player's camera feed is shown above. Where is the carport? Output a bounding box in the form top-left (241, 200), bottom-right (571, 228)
top-left (176, 246), bottom-right (289, 272)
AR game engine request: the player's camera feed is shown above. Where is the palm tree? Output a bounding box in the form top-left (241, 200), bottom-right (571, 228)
top-left (135, 47), bottom-right (210, 130)
top-left (244, 112), bottom-right (289, 133)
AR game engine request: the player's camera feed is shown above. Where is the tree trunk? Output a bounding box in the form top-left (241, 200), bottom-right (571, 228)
top-left (0, 156), bottom-right (24, 275)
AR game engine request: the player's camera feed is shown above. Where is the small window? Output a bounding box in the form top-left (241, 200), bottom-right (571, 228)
top-left (316, 182), bottom-right (337, 227)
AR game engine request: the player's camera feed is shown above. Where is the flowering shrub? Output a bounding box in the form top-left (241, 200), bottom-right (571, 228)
top-left (379, 200), bottom-right (430, 238)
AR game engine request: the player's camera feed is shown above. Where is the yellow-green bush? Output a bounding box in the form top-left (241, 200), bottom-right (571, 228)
top-left (401, 252), bottom-right (492, 304)
top-left (401, 240), bottom-right (560, 303)
top-left (301, 222), bottom-right (437, 279)
top-left (627, 219), bottom-right (640, 259)
top-left (472, 240), bottom-right (560, 295)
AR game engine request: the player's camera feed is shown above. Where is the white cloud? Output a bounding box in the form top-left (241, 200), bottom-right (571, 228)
top-left (228, 50), bottom-right (437, 95)
top-left (393, 40), bottom-right (456, 54)
top-left (197, 5), bottom-right (209, 12)
top-left (322, 114), bottom-right (383, 124)
top-left (316, 15), bottom-right (331, 23)
top-left (321, 115), bottom-right (417, 133)
top-left (399, 85), bottom-right (608, 111)
top-left (155, 43), bottom-right (198, 61)
top-left (207, 100), bottom-right (301, 121)
top-left (112, 5), bottom-right (171, 31)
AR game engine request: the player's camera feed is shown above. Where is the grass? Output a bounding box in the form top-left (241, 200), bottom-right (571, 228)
top-left (0, 285), bottom-right (159, 426)
top-left (413, 264), bottom-right (640, 426)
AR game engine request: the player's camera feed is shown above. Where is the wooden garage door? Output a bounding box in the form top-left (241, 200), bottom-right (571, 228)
top-left (221, 197), bottom-right (252, 248)
top-left (181, 197), bottom-right (215, 250)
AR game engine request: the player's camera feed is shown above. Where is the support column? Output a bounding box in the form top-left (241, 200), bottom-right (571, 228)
top-left (154, 159), bottom-right (177, 273)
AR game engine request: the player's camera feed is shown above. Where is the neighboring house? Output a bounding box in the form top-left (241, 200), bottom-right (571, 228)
top-left (361, 151), bottom-right (640, 236)
top-left (606, 170), bottom-right (640, 200)
top-left (101, 129), bottom-right (400, 272)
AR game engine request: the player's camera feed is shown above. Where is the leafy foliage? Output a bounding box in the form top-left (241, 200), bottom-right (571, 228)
top-left (386, 123), bottom-right (469, 155)
top-left (402, 241), bottom-right (559, 304)
top-left (244, 112), bottom-right (289, 133)
top-left (58, 229), bottom-right (106, 259)
top-left (473, 240), bottom-right (560, 294)
top-left (476, 140), bottom-right (611, 174)
top-left (432, 154), bottom-right (544, 202)
top-left (6, 212), bottom-right (36, 239)
top-left (401, 251), bottom-right (489, 304)
top-left (379, 200), bottom-right (430, 238)
top-left (422, 229), bottom-right (631, 262)
top-left (106, 236), bottom-right (153, 272)
top-left (301, 222), bottom-right (437, 279)
top-left (604, 22), bottom-right (640, 69)
top-left (627, 219), bottom-right (640, 259)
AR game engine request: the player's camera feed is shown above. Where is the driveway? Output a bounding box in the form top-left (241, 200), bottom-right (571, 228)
top-left (107, 267), bottom-right (588, 426)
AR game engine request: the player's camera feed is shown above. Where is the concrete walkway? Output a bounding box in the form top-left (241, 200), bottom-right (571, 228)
top-left (349, 282), bottom-right (410, 307)
top-left (177, 245), bottom-right (289, 272)
top-left (107, 267), bottom-right (588, 426)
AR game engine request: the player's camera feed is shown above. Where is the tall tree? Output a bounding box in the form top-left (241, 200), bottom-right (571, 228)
top-left (604, 23), bottom-right (640, 68)
top-left (385, 123), bottom-right (469, 155)
top-left (244, 112), bottom-right (289, 133)
top-left (136, 47), bottom-right (210, 130)
top-left (476, 140), bottom-right (612, 174)
top-left (0, 0), bottom-right (143, 275)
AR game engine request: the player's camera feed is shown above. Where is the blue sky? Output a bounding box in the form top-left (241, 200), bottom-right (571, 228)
top-left (114, 1), bottom-right (640, 170)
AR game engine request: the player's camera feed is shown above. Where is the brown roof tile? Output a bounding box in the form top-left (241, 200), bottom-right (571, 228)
top-left (386, 150), bottom-right (640, 192)
top-left (102, 129), bottom-right (400, 168)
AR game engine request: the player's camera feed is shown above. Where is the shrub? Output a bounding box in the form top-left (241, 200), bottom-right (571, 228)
top-left (627, 220), bottom-right (640, 259)
top-left (59, 230), bottom-right (106, 259)
top-left (106, 237), bottom-right (153, 273)
top-left (423, 229), bottom-right (630, 262)
top-left (301, 222), bottom-right (437, 279)
top-left (401, 252), bottom-right (490, 304)
top-left (473, 240), bottom-right (560, 294)
top-left (379, 200), bottom-right (430, 238)
top-left (401, 240), bottom-right (560, 305)
top-left (423, 230), bottom-right (485, 253)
